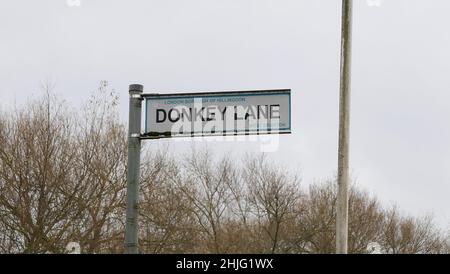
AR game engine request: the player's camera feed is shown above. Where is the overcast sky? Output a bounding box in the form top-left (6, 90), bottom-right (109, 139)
top-left (1, 0), bottom-right (449, 228)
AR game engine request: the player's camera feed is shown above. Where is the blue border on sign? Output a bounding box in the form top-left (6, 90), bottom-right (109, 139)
top-left (144, 92), bottom-right (292, 134)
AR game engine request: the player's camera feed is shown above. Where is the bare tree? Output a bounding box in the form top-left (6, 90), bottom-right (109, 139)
top-left (0, 88), bottom-right (85, 253)
top-left (174, 148), bottom-right (236, 253)
top-left (347, 186), bottom-right (384, 253)
top-left (297, 181), bottom-right (337, 254)
top-left (286, 181), bottom-right (383, 254)
top-left (70, 81), bottom-right (127, 253)
top-left (139, 149), bottom-right (198, 253)
top-left (380, 207), bottom-right (446, 254)
top-left (243, 155), bottom-right (300, 254)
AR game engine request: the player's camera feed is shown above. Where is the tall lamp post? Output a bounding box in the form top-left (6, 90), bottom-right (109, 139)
top-left (336, 0), bottom-right (353, 254)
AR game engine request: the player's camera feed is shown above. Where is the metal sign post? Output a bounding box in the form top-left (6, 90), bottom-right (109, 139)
top-left (125, 84), bottom-right (143, 254)
top-left (336, 0), bottom-right (353, 254)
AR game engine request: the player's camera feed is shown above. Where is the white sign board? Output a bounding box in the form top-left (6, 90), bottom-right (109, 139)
top-left (143, 89), bottom-right (291, 138)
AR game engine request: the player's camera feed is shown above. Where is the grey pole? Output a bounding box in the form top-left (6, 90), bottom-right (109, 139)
top-left (336, 0), bottom-right (353, 254)
top-left (125, 84), bottom-right (143, 254)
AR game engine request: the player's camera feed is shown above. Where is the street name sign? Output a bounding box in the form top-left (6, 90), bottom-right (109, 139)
top-left (142, 89), bottom-right (291, 139)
